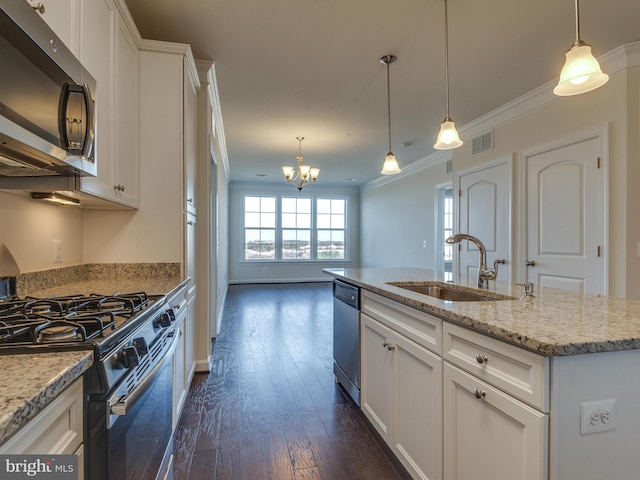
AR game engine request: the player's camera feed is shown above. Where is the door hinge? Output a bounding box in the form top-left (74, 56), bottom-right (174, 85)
top-left (597, 245), bottom-right (601, 257)
top-left (459, 189), bottom-right (462, 197)
top-left (597, 157), bottom-right (601, 169)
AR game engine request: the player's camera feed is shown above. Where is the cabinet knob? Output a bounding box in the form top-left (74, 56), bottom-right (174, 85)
top-left (31, 2), bottom-right (45, 14)
top-left (382, 341), bottom-right (395, 351)
top-left (113, 184), bottom-right (126, 192)
top-left (475, 353), bottom-right (488, 364)
top-left (187, 198), bottom-right (194, 204)
top-left (473, 388), bottom-right (486, 399)
top-left (525, 260), bottom-right (536, 267)
top-left (187, 221), bottom-right (195, 226)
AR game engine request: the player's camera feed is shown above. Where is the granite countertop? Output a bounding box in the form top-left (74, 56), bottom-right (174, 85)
top-left (0, 351), bottom-right (93, 447)
top-left (0, 265), bottom-right (188, 447)
top-left (324, 267), bottom-right (640, 357)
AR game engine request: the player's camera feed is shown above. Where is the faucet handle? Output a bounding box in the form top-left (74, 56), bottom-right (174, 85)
top-left (516, 282), bottom-right (535, 298)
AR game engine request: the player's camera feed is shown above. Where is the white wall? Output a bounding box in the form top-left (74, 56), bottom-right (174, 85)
top-left (0, 191), bottom-right (84, 273)
top-left (360, 161), bottom-right (451, 269)
top-left (229, 181), bottom-right (360, 283)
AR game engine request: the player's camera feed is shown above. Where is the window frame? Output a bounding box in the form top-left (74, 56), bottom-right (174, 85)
top-left (242, 193), bottom-right (349, 262)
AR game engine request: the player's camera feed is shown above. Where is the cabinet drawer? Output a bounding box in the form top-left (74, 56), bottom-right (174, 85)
top-left (444, 323), bottom-right (549, 411)
top-left (0, 378), bottom-right (83, 454)
top-left (362, 290), bottom-right (442, 355)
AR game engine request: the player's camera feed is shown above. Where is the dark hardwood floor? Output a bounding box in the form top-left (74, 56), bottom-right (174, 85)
top-left (172, 282), bottom-right (407, 480)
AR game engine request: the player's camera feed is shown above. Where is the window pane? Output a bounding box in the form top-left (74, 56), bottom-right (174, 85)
top-left (245, 212), bottom-right (260, 228)
top-left (317, 198), bottom-right (330, 214)
top-left (331, 199), bottom-right (345, 214)
top-left (297, 212), bottom-right (310, 228)
top-left (282, 213), bottom-right (296, 228)
top-left (245, 229), bottom-right (275, 260)
top-left (245, 196), bottom-right (260, 212)
top-left (331, 214), bottom-right (344, 229)
top-left (282, 197), bottom-right (296, 212)
top-left (261, 212), bottom-right (275, 228)
top-left (261, 197), bottom-right (275, 212)
top-left (317, 213), bottom-right (330, 229)
top-left (282, 229), bottom-right (310, 259)
top-left (298, 198), bottom-right (311, 213)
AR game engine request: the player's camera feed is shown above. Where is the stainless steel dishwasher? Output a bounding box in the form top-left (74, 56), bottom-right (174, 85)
top-left (333, 279), bottom-right (361, 405)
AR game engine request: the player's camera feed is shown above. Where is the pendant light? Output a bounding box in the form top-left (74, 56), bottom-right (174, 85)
top-left (282, 136), bottom-right (320, 191)
top-left (380, 55), bottom-right (401, 175)
top-left (554, 0), bottom-right (608, 96)
top-left (434, 0), bottom-right (463, 150)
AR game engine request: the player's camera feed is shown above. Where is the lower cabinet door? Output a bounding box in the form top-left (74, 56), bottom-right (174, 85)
top-left (392, 330), bottom-right (442, 480)
top-left (361, 313), bottom-right (393, 441)
top-left (443, 363), bottom-right (548, 480)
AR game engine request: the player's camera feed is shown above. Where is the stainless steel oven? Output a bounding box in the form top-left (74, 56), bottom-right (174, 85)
top-left (87, 323), bottom-right (180, 480)
top-left (0, 288), bottom-right (181, 480)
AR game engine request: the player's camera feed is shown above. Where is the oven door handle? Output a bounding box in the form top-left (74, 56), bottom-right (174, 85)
top-left (110, 328), bottom-right (181, 417)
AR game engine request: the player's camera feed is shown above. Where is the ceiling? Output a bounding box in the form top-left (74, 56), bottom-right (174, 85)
top-left (123, 0), bottom-right (640, 187)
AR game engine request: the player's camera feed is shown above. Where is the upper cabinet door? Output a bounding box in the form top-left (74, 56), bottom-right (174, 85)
top-left (183, 58), bottom-right (197, 216)
top-left (30, 0), bottom-right (81, 55)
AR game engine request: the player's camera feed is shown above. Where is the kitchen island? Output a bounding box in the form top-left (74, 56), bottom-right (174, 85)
top-left (324, 267), bottom-right (640, 480)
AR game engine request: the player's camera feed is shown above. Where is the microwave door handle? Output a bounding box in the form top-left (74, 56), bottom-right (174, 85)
top-left (109, 329), bottom-right (180, 419)
top-left (81, 84), bottom-right (95, 159)
top-left (58, 83), bottom-right (71, 152)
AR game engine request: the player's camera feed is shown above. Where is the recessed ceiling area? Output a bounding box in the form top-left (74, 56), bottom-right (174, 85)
top-left (124, 0), bottom-right (640, 186)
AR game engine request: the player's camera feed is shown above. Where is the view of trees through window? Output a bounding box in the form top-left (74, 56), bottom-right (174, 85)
top-left (244, 195), bottom-right (346, 261)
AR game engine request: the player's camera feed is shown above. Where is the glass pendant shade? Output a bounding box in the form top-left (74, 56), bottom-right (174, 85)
top-left (309, 167), bottom-right (320, 180)
top-left (282, 165), bottom-right (295, 180)
top-left (434, 118), bottom-right (463, 150)
top-left (553, 43), bottom-right (609, 96)
top-left (381, 152), bottom-right (401, 175)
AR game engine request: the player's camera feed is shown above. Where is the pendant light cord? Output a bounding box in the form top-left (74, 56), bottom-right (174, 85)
top-left (386, 60), bottom-right (392, 152)
top-left (444, 0), bottom-right (450, 119)
top-left (574, 0), bottom-right (581, 43)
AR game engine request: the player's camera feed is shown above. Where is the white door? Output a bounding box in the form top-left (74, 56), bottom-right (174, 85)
top-left (457, 160), bottom-right (512, 285)
top-left (524, 137), bottom-right (605, 294)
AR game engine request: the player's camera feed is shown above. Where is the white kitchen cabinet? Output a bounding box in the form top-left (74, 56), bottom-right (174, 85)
top-left (443, 363), bottom-right (547, 480)
top-left (79, 0), bottom-right (140, 208)
top-left (170, 288), bottom-right (188, 428)
top-left (361, 291), bottom-right (443, 480)
top-left (29, 0), bottom-right (81, 55)
top-left (442, 322), bottom-right (548, 480)
top-left (0, 377), bottom-right (84, 479)
top-left (139, 42), bottom-right (199, 405)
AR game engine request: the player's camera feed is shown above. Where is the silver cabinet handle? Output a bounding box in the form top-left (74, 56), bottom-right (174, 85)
top-left (113, 184), bottom-right (126, 192)
top-left (382, 341), bottom-right (395, 351)
top-left (31, 2), bottom-right (45, 14)
top-left (476, 353), bottom-right (488, 364)
top-left (473, 388), bottom-right (486, 399)
top-left (525, 260), bottom-right (536, 266)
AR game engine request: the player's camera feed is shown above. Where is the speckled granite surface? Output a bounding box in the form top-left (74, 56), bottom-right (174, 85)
top-left (0, 351), bottom-right (92, 446)
top-left (325, 267), bottom-right (640, 356)
top-left (0, 263), bottom-right (187, 447)
top-left (16, 263), bottom-right (181, 297)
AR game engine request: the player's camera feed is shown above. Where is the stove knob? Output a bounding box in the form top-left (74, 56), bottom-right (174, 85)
top-left (120, 346), bottom-right (140, 369)
top-left (166, 309), bottom-right (176, 322)
top-left (133, 337), bottom-right (148, 356)
top-left (155, 312), bottom-right (172, 328)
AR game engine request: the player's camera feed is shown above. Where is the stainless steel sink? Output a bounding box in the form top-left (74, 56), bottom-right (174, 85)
top-left (386, 281), bottom-right (515, 302)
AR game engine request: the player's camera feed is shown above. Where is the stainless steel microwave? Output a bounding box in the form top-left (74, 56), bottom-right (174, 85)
top-left (0, 0), bottom-right (97, 178)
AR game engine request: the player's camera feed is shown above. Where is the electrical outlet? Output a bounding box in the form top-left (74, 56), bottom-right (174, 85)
top-left (581, 398), bottom-right (616, 435)
top-left (53, 239), bottom-right (62, 263)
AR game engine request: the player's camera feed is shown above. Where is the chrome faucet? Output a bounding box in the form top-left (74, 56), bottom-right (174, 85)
top-left (445, 233), bottom-right (507, 288)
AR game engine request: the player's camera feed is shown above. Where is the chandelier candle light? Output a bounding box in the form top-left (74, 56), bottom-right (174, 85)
top-left (380, 55), bottom-right (401, 175)
top-left (553, 0), bottom-right (608, 96)
top-left (434, 0), bottom-right (463, 150)
top-left (282, 136), bottom-right (320, 191)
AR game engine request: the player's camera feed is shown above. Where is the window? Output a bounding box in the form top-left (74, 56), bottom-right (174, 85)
top-left (244, 196), bottom-right (276, 259)
top-left (317, 198), bottom-right (345, 259)
top-left (243, 194), bottom-right (347, 261)
top-left (440, 187), bottom-right (454, 281)
top-left (282, 197), bottom-right (311, 259)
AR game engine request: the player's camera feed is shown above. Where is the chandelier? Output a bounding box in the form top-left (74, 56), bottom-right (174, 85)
top-left (282, 136), bottom-right (320, 191)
